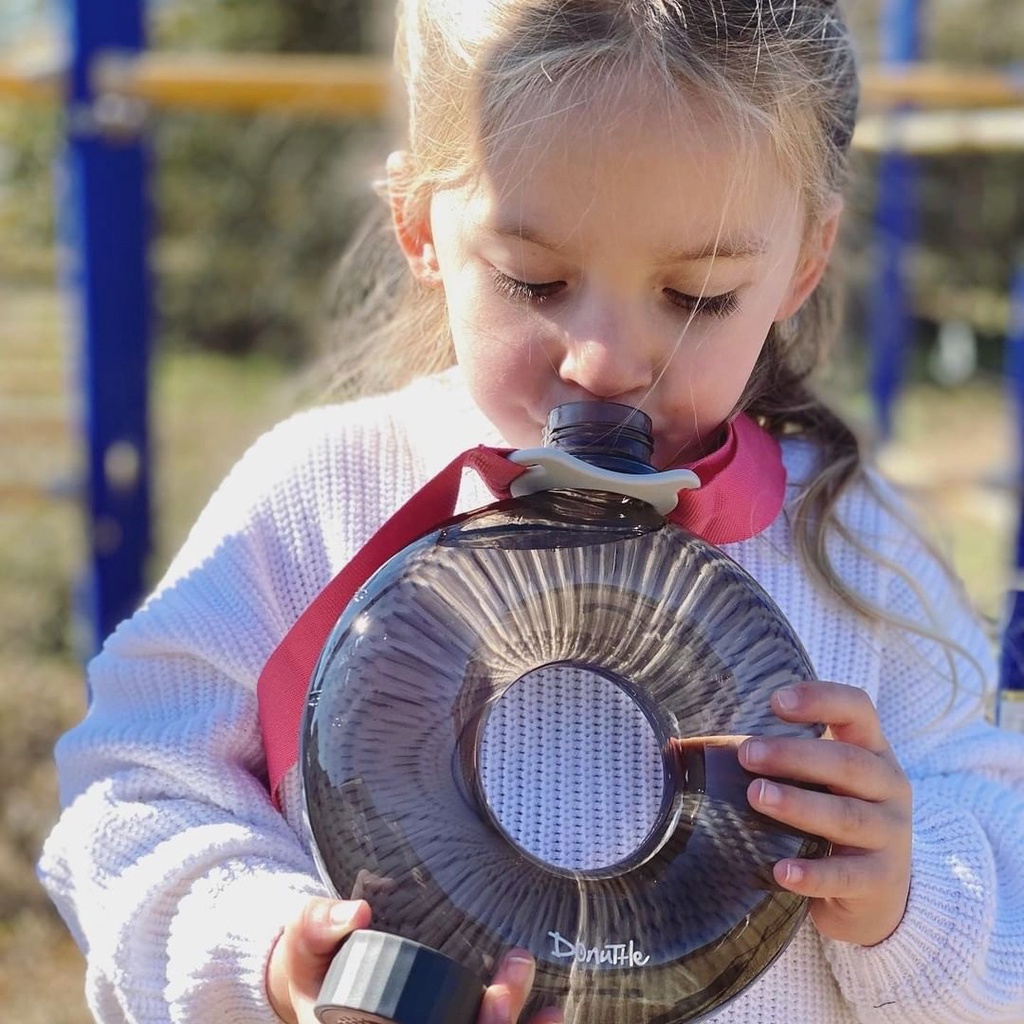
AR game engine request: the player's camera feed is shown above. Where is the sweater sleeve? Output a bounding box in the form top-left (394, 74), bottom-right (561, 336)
top-left (36, 409), bottom-right (377, 1023)
top-left (821, 495), bottom-right (1024, 1022)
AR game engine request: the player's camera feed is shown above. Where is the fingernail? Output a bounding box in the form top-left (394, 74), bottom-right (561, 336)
top-left (781, 861), bottom-right (804, 886)
top-left (743, 739), bottom-right (767, 766)
top-left (329, 902), bottom-right (355, 927)
top-left (758, 780), bottom-right (782, 806)
top-left (506, 954), bottom-right (535, 989)
top-left (774, 687), bottom-right (799, 712)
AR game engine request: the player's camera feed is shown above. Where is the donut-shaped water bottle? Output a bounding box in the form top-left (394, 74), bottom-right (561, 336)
top-left (301, 403), bottom-right (828, 1024)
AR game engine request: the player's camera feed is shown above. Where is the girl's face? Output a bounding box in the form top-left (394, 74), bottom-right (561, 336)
top-left (392, 89), bottom-right (839, 466)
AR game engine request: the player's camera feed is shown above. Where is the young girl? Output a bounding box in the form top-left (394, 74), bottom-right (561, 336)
top-left (40, 2), bottom-right (1024, 1022)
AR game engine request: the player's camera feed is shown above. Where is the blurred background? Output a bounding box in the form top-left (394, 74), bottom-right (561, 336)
top-left (2, 1), bottom-right (1023, 1019)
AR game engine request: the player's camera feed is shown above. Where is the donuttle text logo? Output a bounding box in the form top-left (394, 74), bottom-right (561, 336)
top-left (548, 931), bottom-right (651, 967)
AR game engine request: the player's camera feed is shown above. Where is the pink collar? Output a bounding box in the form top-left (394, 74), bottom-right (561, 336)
top-left (257, 412), bottom-right (786, 805)
top-left (669, 412), bottom-right (787, 545)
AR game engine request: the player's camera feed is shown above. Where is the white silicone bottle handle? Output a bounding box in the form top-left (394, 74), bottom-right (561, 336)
top-left (507, 448), bottom-right (699, 515)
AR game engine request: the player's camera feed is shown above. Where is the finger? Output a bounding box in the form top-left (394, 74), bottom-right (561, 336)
top-left (295, 898), bottom-right (372, 960)
top-left (772, 851), bottom-right (887, 901)
top-left (772, 682), bottom-right (890, 755)
top-left (776, 854), bottom-right (911, 946)
top-left (479, 950), bottom-right (535, 1024)
top-left (739, 736), bottom-right (909, 802)
top-left (747, 778), bottom-right (894, 850)
top-left (268, 898), bottom-right (371, 1019)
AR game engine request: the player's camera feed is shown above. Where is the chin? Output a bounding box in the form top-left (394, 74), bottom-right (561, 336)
top-left (661, 423), bottom-right (731, 466)
top-left (653, 440), bottom-right (699, 469)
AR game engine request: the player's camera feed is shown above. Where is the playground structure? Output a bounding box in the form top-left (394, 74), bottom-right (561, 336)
top-left (1, 2), bottom-right (1024, 716)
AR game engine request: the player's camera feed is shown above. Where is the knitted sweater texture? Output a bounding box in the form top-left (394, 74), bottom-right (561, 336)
top-left (39, 370), bottom-right (1024, 1023)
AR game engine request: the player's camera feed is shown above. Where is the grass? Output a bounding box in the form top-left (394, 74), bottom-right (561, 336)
top-left (0, 275), bottom-right (1019, 1020)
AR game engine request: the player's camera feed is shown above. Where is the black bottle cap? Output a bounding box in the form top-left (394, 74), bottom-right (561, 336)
top-left (543, 401), bottom-right (656, 474)
top-left (315, 930), bottom-right (485, 1024)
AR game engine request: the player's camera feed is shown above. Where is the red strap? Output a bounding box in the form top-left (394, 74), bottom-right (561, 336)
top-left (257, 416), bottom-right (785, 806)
top-left (257, 446), bottom-right (521, 805)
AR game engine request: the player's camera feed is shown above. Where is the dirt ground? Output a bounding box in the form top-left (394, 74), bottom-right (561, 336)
top-left (1, 279), bottom-right (1020, 1021)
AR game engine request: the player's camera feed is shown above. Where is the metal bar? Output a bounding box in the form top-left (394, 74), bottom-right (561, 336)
top-left (860, 65), bottom-right (1024, 110)
top-left (92, 51), bottom-right (392, 116)
top-left (999, 259), bottom-right (1024, 732)
top-left (868, 0), bottom-right (922, 440)
top-left (83, 56), bottom-right (1024, 116)
top-left (6, 54), bottom-right (1024, 113)
top-left (62, 0), bottom-right (153, 657)
top-left (854, 108), bottom-right (1024, 155)
top-left (0, 57), bottom-right (60, 102)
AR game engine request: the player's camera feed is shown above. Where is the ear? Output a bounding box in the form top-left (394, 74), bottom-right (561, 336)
top-left (386, 151), bottom-right (441, 287)
top-left (774, 198), bottom-right (843, 322)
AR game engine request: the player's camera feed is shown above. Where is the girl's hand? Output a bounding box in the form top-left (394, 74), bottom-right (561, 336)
top-left (267, 897), bottom-right (372, 1024)
top-left (479, 950), bottom-right (564, 1024)
top-left (267, 897), bottom-right (562, 1024)
top-left (738, 681), bottom-right (913, 947)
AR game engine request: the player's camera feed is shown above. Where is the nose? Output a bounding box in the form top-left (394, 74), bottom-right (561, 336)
top-left (556, 307), bottom-right (656, 401)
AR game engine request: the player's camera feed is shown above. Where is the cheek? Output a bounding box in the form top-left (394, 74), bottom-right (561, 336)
top-left (657, 319), bottom-right (767, 447)
top-left (446, 304), bottom-right (547, 441)
top-left (450, 311), bottom-right (520, 382)
top-left (449, 288), bottom-right (551, 377)
top-left (446, 271), bottom-right (514, 347)
top-left (681, 317), bottom-right (766, 396)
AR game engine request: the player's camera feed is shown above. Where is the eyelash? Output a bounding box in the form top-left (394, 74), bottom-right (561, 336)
top-left (490, 270), bottom-right (564, 304)
top-left (665, 288), bottom-right (741, 319)
top-left (490, 269), bottom-right (740, 319)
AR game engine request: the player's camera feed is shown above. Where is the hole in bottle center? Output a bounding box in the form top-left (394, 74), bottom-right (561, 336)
top-left (477, 663), bottom-right (667, 873)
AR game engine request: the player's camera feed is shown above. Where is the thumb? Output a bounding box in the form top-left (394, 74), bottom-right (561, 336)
top-left (268, 898), bottom-right (371, 1022)
top-left (296, 898), bottom-right (371, 961)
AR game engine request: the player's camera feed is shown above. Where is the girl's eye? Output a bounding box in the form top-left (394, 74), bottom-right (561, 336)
top-left (491, 269), bottom-right (565, 304)
top-left (665, 289), bottom-right (740, 319)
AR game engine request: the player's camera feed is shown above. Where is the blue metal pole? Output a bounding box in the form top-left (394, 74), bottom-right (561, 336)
top-left (62, 0), bottom-right (153, 657)
top-left (868, 0), bottom-right (921, 439)
top-left (998, 258), bottom-right (1024, 732)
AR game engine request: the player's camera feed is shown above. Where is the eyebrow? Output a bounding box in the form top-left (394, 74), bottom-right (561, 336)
top-left (487, 223), bottom-right (768, 262)
top-left (657, 236), bottom-right (770, 263)
top-left (487, 224), bottom-right (564, 250)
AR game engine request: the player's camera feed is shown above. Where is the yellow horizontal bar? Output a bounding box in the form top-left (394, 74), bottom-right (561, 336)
top-left (94, 56), bottom-right (1024, 116)
top-left (861, 65), bottom-right (1024, 110)
top-left (0, 58), bottom-right (60, 103)
top-left (4, 52), bottom-right (1024, 118)
top-left (854, 108), bottom-right (1024, 155)
top-left (93, 52), bottom-right (393, 117)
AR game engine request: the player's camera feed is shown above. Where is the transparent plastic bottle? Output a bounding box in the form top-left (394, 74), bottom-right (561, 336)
top-left (303, 402), bottom-right (828, 1024)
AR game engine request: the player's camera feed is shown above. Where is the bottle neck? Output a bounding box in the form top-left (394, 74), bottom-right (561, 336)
top-left (543, 402), bottom-right (657, 475)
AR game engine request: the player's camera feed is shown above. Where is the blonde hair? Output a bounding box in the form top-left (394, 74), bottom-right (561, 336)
top-left (324, 0), bottom-right (985, 701)
top-left (329, 5), bottom-right (861, 555)
top-left (331, 1), bottom-right (857, 385)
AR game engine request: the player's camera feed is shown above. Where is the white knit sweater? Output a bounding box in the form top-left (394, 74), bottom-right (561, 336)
top-left (39, 369), bottom-right (1024, 1023)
